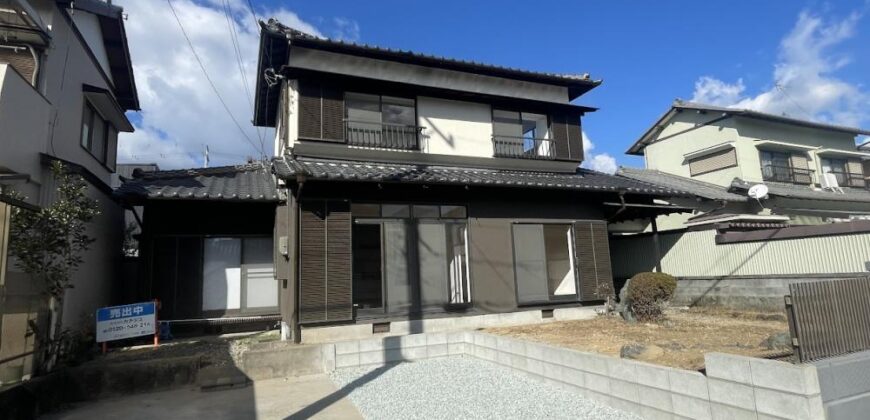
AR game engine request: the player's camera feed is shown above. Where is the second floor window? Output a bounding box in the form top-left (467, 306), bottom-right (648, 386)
top-left (80, 101), bottom-right (115, 167)
top-left (820, 157), bottom-right (861, 187)
top-left (492, 110), bottom-right (552, 159)
top-left (345, 93), bottom-right (417, 150)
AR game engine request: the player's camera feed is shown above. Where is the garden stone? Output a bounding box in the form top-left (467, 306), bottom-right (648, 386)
top-left (760, 331), bottom-right (792, 350)
top-left (619, 343), bottom-right (664, 361)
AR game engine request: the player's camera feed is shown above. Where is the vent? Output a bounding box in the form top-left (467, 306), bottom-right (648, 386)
top-left (372, 322), bottom-right (390, 334)
top-left (542, 309), bottom-right (555, 319)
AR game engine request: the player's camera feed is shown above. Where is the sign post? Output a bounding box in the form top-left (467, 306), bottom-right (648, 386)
top-left (96, 301), bottom-right (158, 351)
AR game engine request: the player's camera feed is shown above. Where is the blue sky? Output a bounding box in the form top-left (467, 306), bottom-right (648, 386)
top-left (116, 0), bottom-right (870, 170)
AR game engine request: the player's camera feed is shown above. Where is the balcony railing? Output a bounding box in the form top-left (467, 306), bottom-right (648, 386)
top-left (345, 120), bottom-right (423, 151)
top-left (824, 170), bottom-right (867, 188)
top-left (492, 136), bottom-right (556, 160)
top-left (761, 164), bottom-right (814, 185)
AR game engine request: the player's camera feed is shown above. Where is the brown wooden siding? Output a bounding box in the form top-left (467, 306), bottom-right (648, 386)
top-left (550, 113), bottom-right (583, 162)
top-left (688, 148), bottom-right (737, 176)
top-left (0, 49), bottom-right (36, 83)
top-left (567, 114), bottom-right (584, 161)
top-left (325, 201), bottom-right (353, 321)
top-left (298, 83), bottom-right (322, 139)
top-left (574, 221), bottom-right (614, 300)
top-left (321, 87), bottom-right (345, 142)
top-left (551, 114), bottom-right (570, 159)
top-left (297, 81), bottom-right (345, 142)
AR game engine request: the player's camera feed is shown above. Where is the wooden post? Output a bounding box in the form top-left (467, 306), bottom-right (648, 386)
top-left (153, 299), bottom-right (159, 348)
top-left (651, 217), bottom-right (662, 272)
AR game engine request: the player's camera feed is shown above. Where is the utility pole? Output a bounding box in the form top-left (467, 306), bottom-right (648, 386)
top-left (203, 145), bottom-right (210, 168)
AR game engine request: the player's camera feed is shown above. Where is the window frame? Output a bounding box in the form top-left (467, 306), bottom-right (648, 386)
top-left (511, 222), bottom-right (579, 306)
top-left (79, 99), bottom-right (116, 170)
top-left (344, 92), bottom-right (417, 128)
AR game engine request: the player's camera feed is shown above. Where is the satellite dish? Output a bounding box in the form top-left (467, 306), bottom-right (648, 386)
top-left (748, 184), bottom-right (769, 200)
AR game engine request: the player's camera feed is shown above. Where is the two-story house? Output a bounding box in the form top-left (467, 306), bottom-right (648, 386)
top-left (0, 0), bottom-right (138, 381)
top-left (620, 100), bottom-right (870, 231)
top-left (248, 20), bottom-right (687, 342)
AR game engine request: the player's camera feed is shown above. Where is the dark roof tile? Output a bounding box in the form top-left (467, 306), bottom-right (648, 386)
top-left (116, 163), bottom-right (279, 202)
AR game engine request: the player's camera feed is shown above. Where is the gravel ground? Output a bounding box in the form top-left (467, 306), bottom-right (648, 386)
top-left (329, 356), bottom-right (642, 420)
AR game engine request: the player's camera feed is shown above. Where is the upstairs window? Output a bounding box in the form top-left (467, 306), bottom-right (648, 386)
top-left (80, 100), bottom-right (115, 167)
top-left (492, 110), bottom-right (552, 159)
top-left (345, 93), bottom-right (417, 150)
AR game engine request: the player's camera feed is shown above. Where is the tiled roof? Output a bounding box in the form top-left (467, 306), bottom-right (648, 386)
top-left (273, 156), bottom-right (689, 196)
top-left (731, 179), bottom-right (870, 204)
top-left (262, 19), bottom-right (600, 86)
top-left (115, 163), bottom-right (279, 202)
top-left (617, 167), bottom-right (747, 202)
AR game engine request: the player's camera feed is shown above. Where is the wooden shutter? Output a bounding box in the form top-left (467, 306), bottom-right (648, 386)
top-left (321, 87), bottom-right (345, 142)
top-left (0, 48), bottom-right (36, 83)
top-left (325, 201), bottom-right (353, 321)
top-left (298, 200), bottom-right (353, 323)
top-left (551, 114), bottom-right (570, 159)
top-left (298, 82), bottom-right (322, 139)
top-left (573, 221), bottom-right (614, 301)
top-left (790, 153), bottom-right (812, 184)
top-left (688, 148), bottom-right (737, 176)
top-left (567, 114), bottom-right (584, 161)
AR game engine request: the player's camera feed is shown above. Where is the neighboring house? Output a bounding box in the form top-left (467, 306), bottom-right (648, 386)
top-left (609, 100), bottom-right (870, 310)
top-left (244, 20), bottom-right (684, 342)
top-left (0, 0), bottom-right (138, 382)
top-left (623, 100), bottom-right (870, 230)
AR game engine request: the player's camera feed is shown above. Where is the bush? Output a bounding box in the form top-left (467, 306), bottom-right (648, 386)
top-left (626, 272), bottom-right (677, 321)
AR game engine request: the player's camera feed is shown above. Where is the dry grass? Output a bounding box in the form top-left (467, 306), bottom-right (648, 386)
top-left (486, 307), bottom-right (789, 370)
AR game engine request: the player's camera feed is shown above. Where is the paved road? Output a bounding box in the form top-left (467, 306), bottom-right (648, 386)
top-left (43, 374), bottom-right (362, 420)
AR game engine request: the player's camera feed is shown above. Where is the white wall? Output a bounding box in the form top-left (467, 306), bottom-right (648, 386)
top-left (70, 11), bottom-right (112, 83)
top-left (287, 47), bottom-right (570, 104)
top-left (274, 80), bottom-right (299, 156)
top-left (417, 97), bottom-right (493, 158)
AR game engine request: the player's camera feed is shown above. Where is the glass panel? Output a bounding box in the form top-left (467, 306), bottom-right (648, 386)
top-left (106, 126), bottom-right (118, 169)
top-left (492, 109), bottom-right (521, 137)
top-left (91, 118), bottom-right (106, 162)
top-left (351, 203), bottom-right (381, 218)
top-left (80, 104), bottom-right (93, 149)
top-left (418, 223), bottom-right (449, 308)
top-left (521, 113), bottom-right (549, 156)
top-left (203, 238), bottom-right (242, 311)
top-left (543, 224), bottom-right (576, 296)
top-left (381, 96), bottom-right (415, 126)
top-left (440, 205), bottom-right (467, 219)
top-left (352, 223), bottom-right (383, 310)
top-left (384, 222), bottom-right (411, 313)
top-left (346, 92), bottom-right (381, 145)
top-left (381, 204), bottom-right (410, 218)
top-left (512, 224), bottom-right (549, 304)
top-left (446, 223), bottom-right (470, 304)
top-left (413, 205), bottom-right (439, 218)
top-left (243, 238), bottom-right (276, 309)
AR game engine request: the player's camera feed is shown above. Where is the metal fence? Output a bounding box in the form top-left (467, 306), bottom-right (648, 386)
top-left (785, 276), bottom-right (870, 363)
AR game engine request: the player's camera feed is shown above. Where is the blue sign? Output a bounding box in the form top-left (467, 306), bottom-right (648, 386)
top-left (96, 301), bottom-right (157, 343)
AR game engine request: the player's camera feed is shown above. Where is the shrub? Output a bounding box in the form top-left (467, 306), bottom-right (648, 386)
top-left (626, 272), bottom-right (677, 321)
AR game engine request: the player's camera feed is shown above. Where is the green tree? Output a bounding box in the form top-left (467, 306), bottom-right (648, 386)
top-left (6, 161), bottom-right (100, 367)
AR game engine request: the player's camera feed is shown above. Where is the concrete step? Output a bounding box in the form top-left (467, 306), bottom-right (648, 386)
top-left (197, 365), bottom-right (251, 392)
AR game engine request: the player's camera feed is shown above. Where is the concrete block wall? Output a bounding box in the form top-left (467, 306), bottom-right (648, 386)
top-left (318, 331), bottom-right (826, 420)
top-left (813, 350), bottom-right (870, 420)
top-left (300, 306), bottom-right (598, 343)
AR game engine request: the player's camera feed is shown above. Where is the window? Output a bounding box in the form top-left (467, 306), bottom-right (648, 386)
top-left (492, 110), bottom-right (552, 158)
top-left (512, 224), bottom-right (577, 304)
top-left (687, 148), bottom-right (737, 176)
top-left (80, 101), bottom-right (115, 166)
top-left (345, 93), bottom-right (417, 149)
top-left (202, 237), bottom-right (277, 314)
top-left (760, 150), bottom-right (793, 183)
top-left (821, 157), bottom-right (849, 186)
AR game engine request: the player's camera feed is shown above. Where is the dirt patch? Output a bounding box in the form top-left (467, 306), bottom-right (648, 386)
top-left (486, 308), bottom-right (790, 370)
top-left (100, 330), bottom-right (280, 367)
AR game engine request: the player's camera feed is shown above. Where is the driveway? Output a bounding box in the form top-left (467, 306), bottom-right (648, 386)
top-left (43, 374), bottom-right (362, 420)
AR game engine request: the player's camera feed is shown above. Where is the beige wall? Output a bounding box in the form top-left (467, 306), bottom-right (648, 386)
top-left (644, 111), bottom-right (864, 187)
top-left (417, 96), bottom-right (493, 158)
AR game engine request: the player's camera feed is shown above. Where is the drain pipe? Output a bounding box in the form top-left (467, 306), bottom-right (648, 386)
top-left (289, 174), bottom-right (305, 344)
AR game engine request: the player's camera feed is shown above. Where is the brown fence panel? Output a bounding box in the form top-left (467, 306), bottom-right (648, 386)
top-left (786, 276), bottom-right (870, 363)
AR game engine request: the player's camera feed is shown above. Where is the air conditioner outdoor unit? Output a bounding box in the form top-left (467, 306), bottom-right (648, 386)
top-left (821, 172), bottom-right (844, 193)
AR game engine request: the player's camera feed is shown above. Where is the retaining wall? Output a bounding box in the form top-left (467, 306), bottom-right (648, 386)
top-left (813, 350), bottom-right (870, 420)
top-left (325, 331), bottom-right (826, 420)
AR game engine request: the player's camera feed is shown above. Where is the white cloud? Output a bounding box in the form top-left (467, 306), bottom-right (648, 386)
top-left (116, 0), bottom-right (324, 169)
top-left (580, 132), bottom-right (617, 174)
top-left (333, 17), bottom-right (361, 42)
top-left (690, 11), bottom-right (869, 136)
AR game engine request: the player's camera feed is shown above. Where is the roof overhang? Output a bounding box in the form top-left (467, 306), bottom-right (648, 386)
top-left (755, 140), bottom-right (817, 153)
top-left (84, 84), bottom-right (134, 132)
top-left (815, 148), bottom-right (870, 159)
top-left (684, 213), bottom-right (790, 228)
top-left (683, 141), bottom-right (735, 160)
top-left (0, 0), bottom-right (51, 45)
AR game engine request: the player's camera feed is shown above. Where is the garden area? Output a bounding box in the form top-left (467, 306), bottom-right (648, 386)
top-left (488, 272), bottom-right (792, 371)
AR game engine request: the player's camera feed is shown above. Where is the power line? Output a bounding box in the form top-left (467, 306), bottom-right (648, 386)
top-left (774, 82), bottom-right (814, 121)
top-left (221, 0), bottom-right (266, 153)
top-left (166, 0), bottom-right (265, 158)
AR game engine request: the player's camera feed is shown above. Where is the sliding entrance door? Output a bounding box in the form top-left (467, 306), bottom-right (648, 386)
top-left (202, 236), bottom-right (277, 316)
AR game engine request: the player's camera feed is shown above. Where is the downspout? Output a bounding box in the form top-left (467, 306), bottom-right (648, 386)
top-left (290, 174), bottom-right (305, 343)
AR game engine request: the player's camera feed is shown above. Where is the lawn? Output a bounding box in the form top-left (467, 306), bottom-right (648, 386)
top-left (486, 308), bottom-right (790, 371)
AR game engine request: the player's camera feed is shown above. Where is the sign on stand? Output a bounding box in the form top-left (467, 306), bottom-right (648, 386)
top-left (96, 301), bottom-right (158, 347)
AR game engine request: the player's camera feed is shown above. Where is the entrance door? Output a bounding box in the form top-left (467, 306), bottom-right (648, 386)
top-left (352, 223), bottom-right (383, 313)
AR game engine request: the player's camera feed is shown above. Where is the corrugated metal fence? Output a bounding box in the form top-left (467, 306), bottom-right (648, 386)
top-left (786, 277), bottom-right (870, 363)
top-left (610, 229), bottom-right (870, 278)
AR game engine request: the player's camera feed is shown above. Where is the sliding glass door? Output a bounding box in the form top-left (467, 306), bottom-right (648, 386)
top-left (512, 224), bottom-right (578, 305)
top-left (202, 236), bottom-right (277, 315)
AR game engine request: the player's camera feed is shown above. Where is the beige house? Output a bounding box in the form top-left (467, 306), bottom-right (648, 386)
top-left (621, 100), bottom-right (870, 231)
top-left (0, 0), bottom-right (138, 383)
